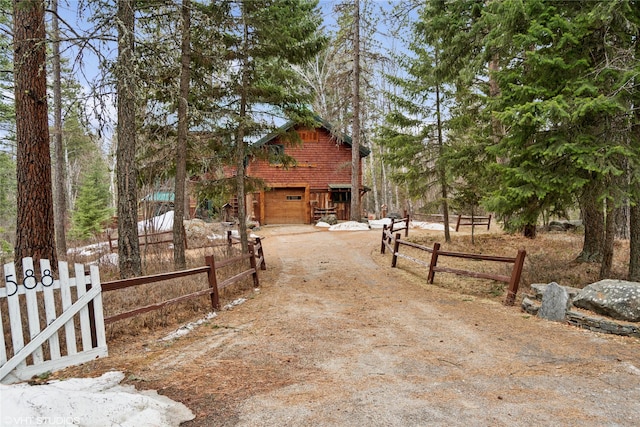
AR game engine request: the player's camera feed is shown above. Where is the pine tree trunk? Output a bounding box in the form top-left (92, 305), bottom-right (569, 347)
top-left (13, 0), bottom-right (57, 265)
top-left (576, 178), bottom-right (604, 263)
top-left (173, 0), bottom-right (190, 270)
top-left (599, 198), bottom-right (616, 279)
top-left (368, 147), bottom-right (379, 217)
top-left (350, 0), bottom-right (361, 222)
top-left (51, 0), bottom-right (67, 260)
top-left (116, 0), bottom-right (141, 278)
top-left (235, 12), bottom-right (250, 253)
top-left (630, 197), bottom-right (639, 281)
top-left (434, 62), bottom-right (451, 243)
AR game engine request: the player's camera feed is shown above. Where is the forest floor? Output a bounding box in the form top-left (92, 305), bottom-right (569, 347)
top-left (60, 224), bottom-right (640, 426)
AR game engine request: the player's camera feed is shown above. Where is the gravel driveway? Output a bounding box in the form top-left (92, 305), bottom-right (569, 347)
top-left (68, 225), bottom-right (640, 426)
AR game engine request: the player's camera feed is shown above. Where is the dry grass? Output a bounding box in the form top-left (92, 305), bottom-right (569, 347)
top-left (395, 227), bottom-right (631, 303)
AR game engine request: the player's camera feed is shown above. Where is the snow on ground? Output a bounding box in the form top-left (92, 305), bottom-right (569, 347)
top-left (328, 221), bottom-right (371, 231)
top-left (66, 241), bottom-right (111, 257)
top-left (411, 221), bottom-right (456, 231)
top-left (315, 221), bottom-right (331, 228)
top-left (138, 210), bottom-right (174, 233)
top-left (162, 312), bottom-right (217, 341)
top-left (0, 372), bottom-right (194, 427)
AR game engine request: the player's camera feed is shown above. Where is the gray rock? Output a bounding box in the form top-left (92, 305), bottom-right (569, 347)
top-left (530, 283), bottom-right (580, 303)
top-left (572, 280), bottom-right (640, 322)
top-left (521, 296), bottom-right (540, 316)
top-left (537, 282), bottom-right (568, 321)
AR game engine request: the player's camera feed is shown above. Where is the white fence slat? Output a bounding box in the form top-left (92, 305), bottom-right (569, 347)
top-left (89, 266), bottom-right (107, 349)
top-left (0, 300), bottom-right (6, 365)
top-left (57, 261), bottom-right (77, 355)
top-left (39, 258), bottom-right (61, 360)
top-left (22, 257), bottom-right (44, 364)
top-left (4, 262), bottom-right (26, 371)
top-left (0, 283), bottom-right (103, 382)
top-left (74, 263), bottom-right (92, 351)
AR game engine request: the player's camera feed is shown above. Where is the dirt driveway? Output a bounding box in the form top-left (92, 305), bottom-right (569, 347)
top-left (72, 225), bottom-right (640, 426)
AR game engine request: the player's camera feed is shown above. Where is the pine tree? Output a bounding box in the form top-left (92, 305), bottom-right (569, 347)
top-left (217, 0), bottom-right (326, 249)
top-left (70, 157), bottom-right (112, 239)
top-left (484, 0), bottom-right (640, 273)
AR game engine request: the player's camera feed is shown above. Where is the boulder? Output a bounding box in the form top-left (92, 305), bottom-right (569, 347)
top-left (572, 280), bottom-right (640, 322)
top-left (537, 282), bottom-right (569, 322)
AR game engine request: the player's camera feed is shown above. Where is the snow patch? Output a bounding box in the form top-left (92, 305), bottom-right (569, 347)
top-left (162, 312), bottom-right (217, 341)
top-left (138, 210), bottom-right (174, 233)
top-left (0, 371), bottom-right (194, 426)
top-left (315, 221), bottom-right (331, 228)
top-left (328, 221), bottom-right (370, 231)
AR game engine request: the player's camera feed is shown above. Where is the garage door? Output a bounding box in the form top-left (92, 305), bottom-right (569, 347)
top-left (264, 188), bottom-right (307, 224)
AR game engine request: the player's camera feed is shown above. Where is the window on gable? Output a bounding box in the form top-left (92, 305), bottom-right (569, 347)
top-left (297, 130), bottom-right (319, 142)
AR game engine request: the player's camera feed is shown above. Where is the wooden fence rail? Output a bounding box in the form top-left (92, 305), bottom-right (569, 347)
top-left (410, 213), bottom-right (492, 232)
top-left (381, 229), bottom-right (525, 306)
top-left (107, 224), bottom-right (188, 252)
top-left (101, 241), bottom-right (261, 324)
top-left (455, 214), bottom-right (492, 232)
top-left (226, 231), bottom-right (266, 271)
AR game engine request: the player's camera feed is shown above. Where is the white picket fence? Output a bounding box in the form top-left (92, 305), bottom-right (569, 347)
top-left (0, 257), bottom-right (108, 384)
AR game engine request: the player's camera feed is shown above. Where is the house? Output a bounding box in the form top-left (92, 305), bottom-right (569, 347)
top-left (243, 118), bottom-right (370, 224)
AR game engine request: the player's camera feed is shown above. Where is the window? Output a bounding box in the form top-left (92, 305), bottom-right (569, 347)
top-left (330, 191), bottom-right (350, 203)
top-left (286, 195), bottom-right (302, 201)
top-left (297, 130), bottom-right (319, 142)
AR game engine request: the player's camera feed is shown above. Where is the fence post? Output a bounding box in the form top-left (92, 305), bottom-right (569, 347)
top-left (227, 230), bottom-right (232, 246)
top-left (455, 215), bottom-right (462, 232)
top-left (487, 214), bottom-right (492, 230)
top-left (205, 255), bottom-right (220, 310)
top-left (248, 243), bottom-right (260, 288)
top-left (427, 242), bottom-right (441, 284)
top-left (391, 233), bottom-right (401, 267)
top-left (255, 237), bottom-right (266, 270)
top-left (504, 249), bottom-right (526, 306)
top-left (405, 214), bottom-right (410, 237)
top-left (381, 224), bottom-right (387, 254)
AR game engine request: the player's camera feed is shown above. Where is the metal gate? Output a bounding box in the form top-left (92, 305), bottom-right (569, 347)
top-left (0, 257), bottom-right (107, 384)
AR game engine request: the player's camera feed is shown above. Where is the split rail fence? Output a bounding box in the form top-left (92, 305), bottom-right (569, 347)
top-left (412, 213), bottom-right (492, 231)
top-left (381, 226), bottom-right (525, 306)
top-left (1, 238), bottom-right (265, 383)
top-left (107, 224), bottom-right (188, 252)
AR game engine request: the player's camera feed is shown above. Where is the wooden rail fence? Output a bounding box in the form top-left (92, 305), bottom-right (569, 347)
top-left (226, 232), bottom-right (266, 271)
top-left (381, 228), bottom-right (525, 306)
top-left (101, 241), bottom-right (262, 324)
top-left (455, 214), bottom-right (492, 232)
top-left (411, 213), bottom-right (492, 231)
top-left (107, 225), bottom-right (188, 252)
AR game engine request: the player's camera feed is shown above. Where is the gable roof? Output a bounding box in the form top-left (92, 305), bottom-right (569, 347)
top-left (253, 116), bottom-right (371, 157)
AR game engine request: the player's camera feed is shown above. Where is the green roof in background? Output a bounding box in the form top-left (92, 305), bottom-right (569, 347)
top-left (141, 191), bottom-right (174, 203)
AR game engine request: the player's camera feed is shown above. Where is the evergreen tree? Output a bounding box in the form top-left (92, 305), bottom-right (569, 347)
top-left (217, 0), bottom-right (326, 249)
top-left (484, 0), bottom-right (640, 268)
top-left (70, 157), bottom-right (112, 239)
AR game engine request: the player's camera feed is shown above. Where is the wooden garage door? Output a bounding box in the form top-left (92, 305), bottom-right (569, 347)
top-left (264, 188), bottom-right (306, 224)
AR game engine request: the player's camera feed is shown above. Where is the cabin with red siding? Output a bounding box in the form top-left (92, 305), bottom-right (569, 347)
top-left (244, 118), bottom-right (370, 224)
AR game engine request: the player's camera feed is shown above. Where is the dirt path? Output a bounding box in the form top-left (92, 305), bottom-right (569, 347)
top-left (69, 226), bottom-right (640, 426)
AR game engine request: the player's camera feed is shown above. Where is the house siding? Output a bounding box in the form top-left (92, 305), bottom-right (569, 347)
top-left (242, 125), bottom-right (366, 224)
top-left (247, 127), bottom-right (364, 191)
